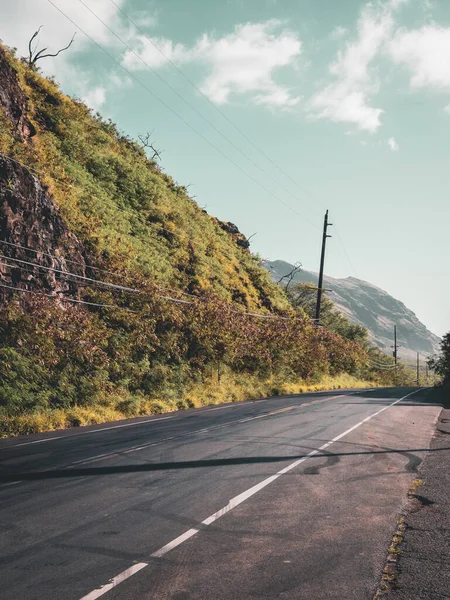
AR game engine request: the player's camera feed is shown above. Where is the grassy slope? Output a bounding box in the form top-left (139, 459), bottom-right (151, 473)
top-left (1, 372), bottom-right (377, 437)
top-left (0, 45), bottom-right (288, 311)
top-left (0, 46), bottom-right (379, 436)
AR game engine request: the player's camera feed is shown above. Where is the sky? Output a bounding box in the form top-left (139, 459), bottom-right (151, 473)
top-left (1, 0), bottom-right (449, 337)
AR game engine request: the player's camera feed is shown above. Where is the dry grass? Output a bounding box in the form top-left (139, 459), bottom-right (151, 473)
top-left (1, 372), bottom-right (377, 438)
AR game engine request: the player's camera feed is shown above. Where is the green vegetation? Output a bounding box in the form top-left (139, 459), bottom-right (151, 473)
top-left (0, 44), bottom-right (412, 436)
top-left (287, 283), bottom-right (368, 343)
top-left (428, 333), bottom-right (450, 383)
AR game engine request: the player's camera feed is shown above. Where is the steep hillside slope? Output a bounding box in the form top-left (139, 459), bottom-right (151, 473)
top-left (0, 43), bottom-right (376, 436)
top-left (0, 44), bottom-right (287, 311)
top-left (265, 260), bottom-right (440, 360)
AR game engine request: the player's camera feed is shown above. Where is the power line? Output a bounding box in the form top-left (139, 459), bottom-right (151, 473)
top-left (0, 281), bottom-right (133, 310)
top-left (46, 0), bottom-right (320, 230)
top-left (0, 255), bottom-right (298, 321)
top-left (107, 0), bottom-right (325, 219)
top-left (0, 238), bottom-right (198, 299)
top-left (333, 225), bottom-right (360, 279)
top-left (0, 254), bottom-right (138, 293)
top-left (0, 239), bottom-right (129, 281)
top-left (88, 0), bottom-right (323, 222)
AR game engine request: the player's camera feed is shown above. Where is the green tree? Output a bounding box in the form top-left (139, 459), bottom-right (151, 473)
top-left (428, 333), bottom-right (450, 382)
top-left (286, 283), bottom-right (368, 344)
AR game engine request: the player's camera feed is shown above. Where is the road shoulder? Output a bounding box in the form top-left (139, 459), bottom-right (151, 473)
top-left (375, 403), bottom-right (450, 600)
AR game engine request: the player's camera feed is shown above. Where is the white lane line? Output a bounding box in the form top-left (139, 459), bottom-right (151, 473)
top-left (79, 563), bottom-right (148, 600)
top-left (150, 528), bottom-right (200, 558)
top-left (78, 388), bottom-right (425, 600)
top-left (7, 416), bottom-right (175, 448)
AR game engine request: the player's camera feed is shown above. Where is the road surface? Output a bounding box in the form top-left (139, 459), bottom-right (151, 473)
top-left (0, 386), bottom-right (443, 600)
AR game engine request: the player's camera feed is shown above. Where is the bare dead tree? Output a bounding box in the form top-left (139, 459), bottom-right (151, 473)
top-left (27, 27), bottom-right (76, 66)
top-left (138, 131), bottom-right (164, 161)
top-left (277, 261), bottom-right (302, 291)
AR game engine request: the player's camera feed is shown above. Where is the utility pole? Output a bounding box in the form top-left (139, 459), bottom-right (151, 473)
top-left (393, 325), bottom-right (398, 365)
top-left (416, 352), bottom-right (420, 386)
top-left (315, 210), bottom-right (332, 324)
top-left (390, 325), bottom-right (399, 385)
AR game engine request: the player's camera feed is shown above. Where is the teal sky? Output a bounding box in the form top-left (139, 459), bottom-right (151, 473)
top-left (2, 0), bottom-right (450, 338)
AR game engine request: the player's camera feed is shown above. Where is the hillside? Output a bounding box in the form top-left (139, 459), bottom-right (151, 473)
top-left (0, 43), bottom-right (380, 436)
top-left (264, 260), bottom-right (441, 361)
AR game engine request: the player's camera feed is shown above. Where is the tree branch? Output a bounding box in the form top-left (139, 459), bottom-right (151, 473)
top-left (277, 261), bottom-right (302, 291)
top-left (32, 33), bottom-right (76, 64)
top-left (28, 27), bottom-right (42, 64)
top-left (138, 132), bottom-right (164, 161)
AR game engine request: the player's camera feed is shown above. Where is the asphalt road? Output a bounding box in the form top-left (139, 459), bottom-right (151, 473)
top-left (0, 386), bottom-right (443, 600)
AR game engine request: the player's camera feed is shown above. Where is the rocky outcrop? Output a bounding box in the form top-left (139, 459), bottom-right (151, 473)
top-left (215, 219), bottom-right (250, 250)
top-left (0, 46), bottom-right (35, 141)
top-left (265, 259), bottom-right (441, 360)
top-left (0, 153), bottom-right (87, 299)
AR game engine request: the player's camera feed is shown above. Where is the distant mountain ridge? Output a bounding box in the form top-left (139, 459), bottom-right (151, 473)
top-left (264, 260), bottom-right (441, 361)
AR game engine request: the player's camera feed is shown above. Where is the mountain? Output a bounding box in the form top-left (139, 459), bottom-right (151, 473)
top-left (264, 260), bottom-right (441, 361)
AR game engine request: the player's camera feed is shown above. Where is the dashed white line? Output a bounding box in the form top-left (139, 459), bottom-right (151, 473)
top-left (79, 563), bottom-right (148, 600)
top-left (78, 388), bottom-right (424, 600)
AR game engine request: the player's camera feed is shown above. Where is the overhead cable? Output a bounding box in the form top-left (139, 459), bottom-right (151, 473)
top-left (46, 0), bottom-right (320, 230)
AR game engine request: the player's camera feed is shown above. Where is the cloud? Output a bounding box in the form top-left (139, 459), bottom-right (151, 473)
top-left (123, 20), bottom-right (302, 108)
top-left (329, 26), bottom-right (349, 41)
top-left (387, 137), bottom-right (399, 151)
top-left (123, 36), bottom-right (191, 69)
top-left (82, 86), bottom-right (107, 110)
top-left (110, 72), bottom-right (132, 88)
top-left (196, 21), bottom-right (302, 107)
top-left (0, 0), bottom-right (129, 69)
top-left (0, 0), bottom-right (148, 109)
top-left (310, 0), bottom-right (407, 132)
top-left (388, 25), bottom-right (450, 90)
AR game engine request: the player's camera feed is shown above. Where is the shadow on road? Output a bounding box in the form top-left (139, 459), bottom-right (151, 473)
top-left (1, 445), bottom-right (449, 483)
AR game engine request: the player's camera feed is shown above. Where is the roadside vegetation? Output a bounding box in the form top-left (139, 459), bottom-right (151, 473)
top-left (0, 43), bottom-right (416, 437)
top-left (428, 333), bottom-right (450, 384)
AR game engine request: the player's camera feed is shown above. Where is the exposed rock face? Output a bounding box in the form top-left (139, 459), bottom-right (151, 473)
top-left (215, 220), bottom-right (250, 250)
top-left (265, 259), bottom-right (441, 360)
top-left (0, 47), bottom-right (35, 141)
top-left (0, 153), bottom-right (87, 299)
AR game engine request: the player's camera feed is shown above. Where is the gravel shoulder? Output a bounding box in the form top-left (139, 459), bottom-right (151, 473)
top-left (376, 389), bottom-right (450, 600)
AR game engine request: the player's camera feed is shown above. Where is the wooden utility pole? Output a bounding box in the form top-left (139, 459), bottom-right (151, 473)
top-left (315, 210), bottom-right (332, 324)
top-left (417, 352), bottom-right (420, 386)
top-left (393, 325), bottom-right (398, 365)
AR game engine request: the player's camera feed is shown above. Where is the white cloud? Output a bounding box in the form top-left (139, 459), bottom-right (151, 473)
top-left (310, 0), bottom-right (408, 132)
top-left (329, 26), bottom-right (349, 41)
top-left (0, 0), bottom-right (158, 116)
top-left (123, 20), bottom-right (302, 108)
top-left (254, 88), bottom-right (301, 109)
top-left (196, 21), bottom-right (302, 106)
top-left (0, 0), bottom-right (129, 73)
top-left (82, 86), bottom-right (107, 110)
top-left (123, 36), bottom-right (191, 69)
top-left (387, 136), bottom-right (399, 151)
top-left (388, 25), bottom-right (450, 90)
top-left (110, 72), bottom-right (132, 88)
